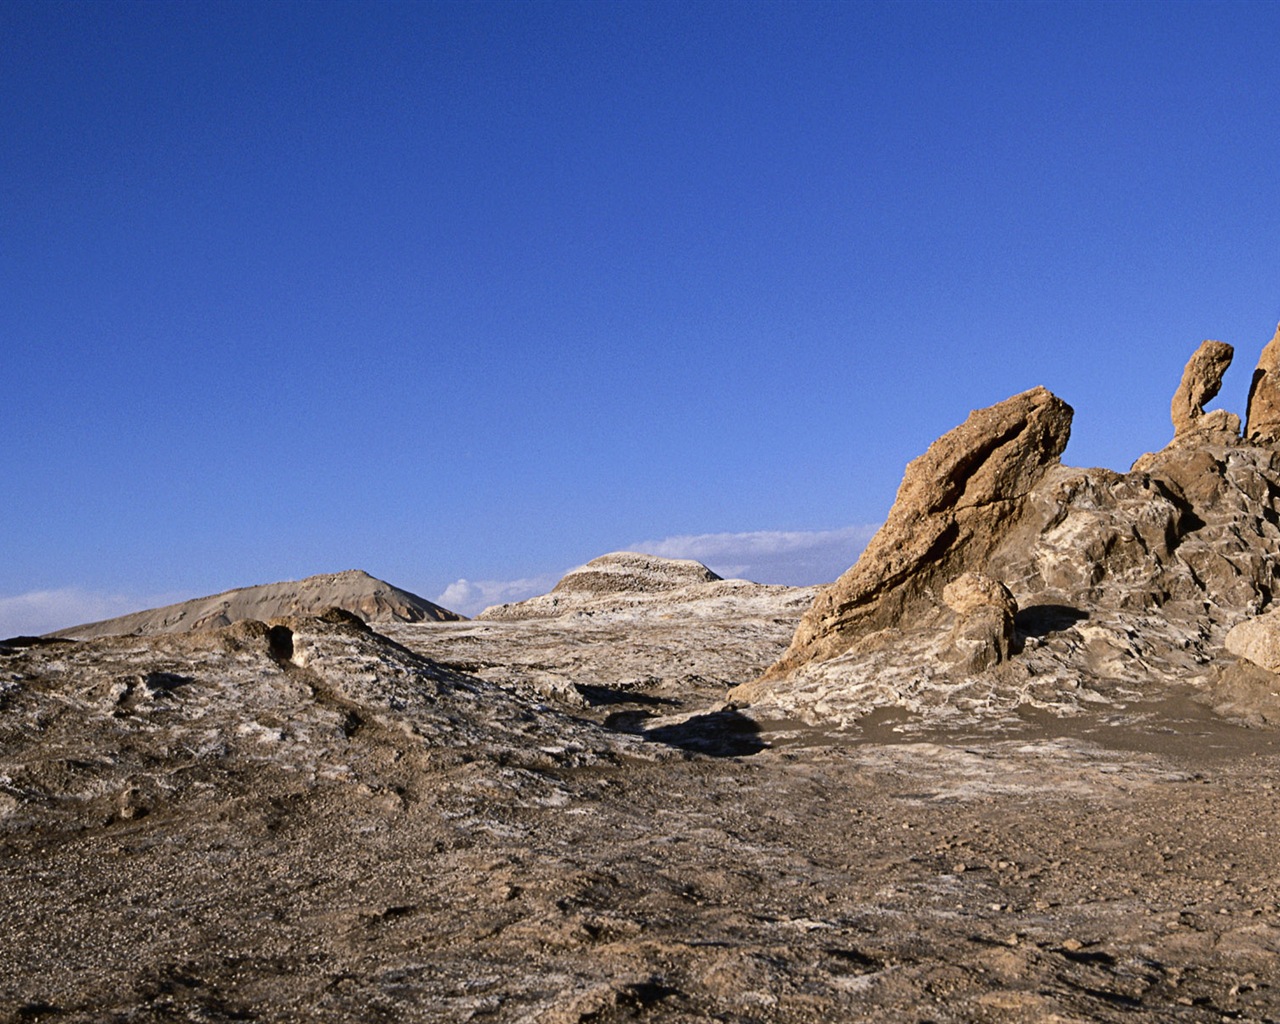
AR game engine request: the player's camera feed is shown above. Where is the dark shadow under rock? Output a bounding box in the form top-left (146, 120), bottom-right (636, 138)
top-left (574, 683), bottom-right (680, 708)
top-left (641, 709), bottom-right (766, 757)
top-left (1015, 604), bottom-right (1089, 638)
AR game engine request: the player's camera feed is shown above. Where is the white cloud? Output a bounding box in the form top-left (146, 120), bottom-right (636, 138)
top-left (627, 525), bottom-right (881, 586)
top-left (0, 588), bottom-right (186, 639)
top-left (434, 575), bottom-right (558, 618)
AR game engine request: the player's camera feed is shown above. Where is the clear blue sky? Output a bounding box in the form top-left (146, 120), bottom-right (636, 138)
top-left (4, 0), bottom-right (1280, 630)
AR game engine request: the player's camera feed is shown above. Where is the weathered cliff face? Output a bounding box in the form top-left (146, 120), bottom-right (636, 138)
top-left (731, 335), bottom-right (1280, 728)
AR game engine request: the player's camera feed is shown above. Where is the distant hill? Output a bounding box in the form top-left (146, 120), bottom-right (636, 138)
top-left (47, 569), bottom-right (462, 639)
top-left (476, 551), bottom-right (813, 621)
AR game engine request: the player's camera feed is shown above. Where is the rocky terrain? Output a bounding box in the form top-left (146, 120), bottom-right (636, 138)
top-left (5, 328), bottom-right (1280, 1022)
top-left (731, 338), bottom-right (1280, 736)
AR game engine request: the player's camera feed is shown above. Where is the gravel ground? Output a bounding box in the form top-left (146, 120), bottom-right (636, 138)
top-left (2, 609), bottom-right (1278, 1023)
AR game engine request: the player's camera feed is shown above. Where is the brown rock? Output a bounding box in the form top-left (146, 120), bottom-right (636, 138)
top-left (1225, 610), bottom-right (1280, 674)
top-left (751, 387), bottom-right (1072, 684)
top-left (943, 572), bottom-right (1017, 673)
top-left (1246, 323), bottom-right (1280, 444)
top-left (1171, 340), bottom-right (1238, 441)
top-left (942, 572), bottom-right (1017, 619)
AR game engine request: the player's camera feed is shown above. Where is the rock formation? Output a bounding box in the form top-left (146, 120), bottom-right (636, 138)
top-left (731, 331), bottom-right (1280, 727)
top-left (942, 571), bottom-right (1017, 673)
top-left (551, 552), bottom-right (722, 595)
top-left (1246, 322), bottom-right (1280, 443)
top-left (477, 552), bottom-right (808, 621)
top-left (48, 569), bottom-right (461, 640)
top-left (1225, 609), bottom-right (1280, 674)
top-left (745, 386), bottom-right (1072, 687)
top-left (1170, 339), bottom-right (1239, 441)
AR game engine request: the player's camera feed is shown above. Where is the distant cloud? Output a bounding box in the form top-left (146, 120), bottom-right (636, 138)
top-left (434, 575), bottom-right (558, 618)
top-left (627, 525), bottom-right (881, 586)
top-left (0, 587), bottom-right (185, 639)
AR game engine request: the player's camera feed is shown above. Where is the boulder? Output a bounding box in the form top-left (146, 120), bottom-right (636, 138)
top-left (1246, 322), bottom-right (1280, 444)
top-left (1225, 610), bottom-right (1280, 674)
top-left (943, 572), bottom-right (1017, 673)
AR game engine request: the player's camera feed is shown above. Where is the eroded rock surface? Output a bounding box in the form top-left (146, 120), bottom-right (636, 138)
top-left (943, 571), bottom-right (1017, 673)
top-left (1171, 339), bottom-right (1238, 441)
top-left (1246, 321), bottom-right (1280, 443)
top-left (1225, 609), bottom-right (1280, 673)
top-left (733, 334), bottom-right (1280, 729)
top-left (5, 592), bottom-right (1280, 1023)
top-left (48, 569), bottom-right (461, 640)
top-left (745, 386), bottom-right (1072, 689)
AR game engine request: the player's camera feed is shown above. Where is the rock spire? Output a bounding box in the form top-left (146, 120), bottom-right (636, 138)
top-left (1245, 322), bottom-right (1280, 443)
top-left (1170, 340), bottom-right (1239, 442)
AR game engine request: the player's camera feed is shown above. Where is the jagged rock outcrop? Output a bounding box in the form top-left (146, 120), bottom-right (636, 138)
top-left (49, 569), bottom-right (461, 639)
top-left (747, 386), bottom-right (1072, 686)
top-left (1246, 322), bottom-right (1280, 443)
top-left (731, 334), bottom-right (1280, 727)
top-left (1171, 340), bottom-right (1239, 441)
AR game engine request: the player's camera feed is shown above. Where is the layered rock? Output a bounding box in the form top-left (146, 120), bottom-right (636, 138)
top-left (1246, 322), bottom-right (1280, 443)
top-left (50, 569), bottom-right (461, 639)
top-left (747, 386), bottom-right (1072, 687)
top-left (551, 552), bottom-right (722, 595)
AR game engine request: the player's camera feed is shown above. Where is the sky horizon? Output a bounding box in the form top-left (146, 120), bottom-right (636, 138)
top-left (5, 0), bottom-right (1280, 634)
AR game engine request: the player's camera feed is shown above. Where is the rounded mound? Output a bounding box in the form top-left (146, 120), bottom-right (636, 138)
top-left (550, 552), bottom-right (722, 596)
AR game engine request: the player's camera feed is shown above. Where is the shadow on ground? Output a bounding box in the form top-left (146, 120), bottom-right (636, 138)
top-left (1015, 604), bottom-right (1089, 638)
top-left (604, 707), bottom-right (766, 757)
top-left (574, 683), bottom-right (680, 708)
